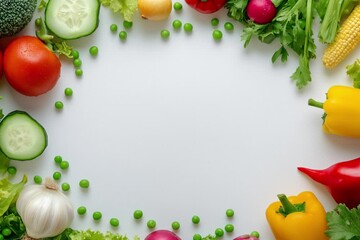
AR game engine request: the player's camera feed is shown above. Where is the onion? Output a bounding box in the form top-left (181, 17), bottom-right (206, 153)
top-left (145, 230), bottom-right (181, 240)
top-left (138, 0), bottom-right (172, 21)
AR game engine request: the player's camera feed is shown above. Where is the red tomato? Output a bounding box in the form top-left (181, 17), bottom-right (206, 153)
top-left (185, 0), bottom-right (227, 14)
top-left (3, 36), bottom-right (61, 96)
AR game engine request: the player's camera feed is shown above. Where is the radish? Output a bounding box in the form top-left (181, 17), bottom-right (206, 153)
top-left (145, 230), bottom-right (181, 240)
top-left (246, 0), bottom-right (277, 24)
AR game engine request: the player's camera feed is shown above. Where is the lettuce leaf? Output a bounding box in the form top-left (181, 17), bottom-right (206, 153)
top-left (100, 0), bottom-right (138, 22)
top-left (346, 59), bottom-right (360, 88)
top-left (45, 228), bottom-right (140, 240)
top-left (0, 175), bottom-right (27, 216)
top-left (0, 206), bottom-right (26, 239)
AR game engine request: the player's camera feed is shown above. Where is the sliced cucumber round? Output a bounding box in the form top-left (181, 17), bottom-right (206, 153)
top-left (0, 111), bottom-right (48, 161)
top-left (45, 0), bottom-right (100, 40)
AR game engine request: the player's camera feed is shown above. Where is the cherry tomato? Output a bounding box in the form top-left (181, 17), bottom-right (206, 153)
top-left (3, 36), bottom-right (61, 96)
top-left (185, 0), bottom-right (227, 14)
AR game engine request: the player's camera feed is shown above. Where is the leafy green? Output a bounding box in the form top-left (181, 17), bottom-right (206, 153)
top-left (326, 204), bottom-right (360, 240)
top-left (0, 206), bottom-right (26, 239)
top-left (0, 175), bottom-right (27, 216)
top-left (0, 151), bottom-right (10, 175)
top-left (100, 0), bottom-right (138, 22)
top-left (226, 0), bottom-right (316, 89)
top-left (45, 228), bottom-right (140, 240)
top-left (317, 0), bottom-right (360, 44)
top-left (346, 59), bottom-right (360, 88)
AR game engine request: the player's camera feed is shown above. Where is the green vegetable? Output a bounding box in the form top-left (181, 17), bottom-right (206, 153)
top-left (77, 206), bottom-right (87, 215)
top-left (60, 160), bottom-right (69, 170)
top-left (174, 2), bottom-right (183, 10)
top-left (172, 221), bottom-right (180, 230)
top-left (211, 18), bottom-right (219, 26)
top-left (64, 88), bottom-right (73, 97)
top-left (100, 0), bottom-right (138, 22)
top-left (193, 233), bottom-right (202, 240)
top-left (224, 22), bottom-right (234, 31)
top-left (33, 175), bottom-right (42, 184)
top-left (110, 218), bottom-right (120, 227)
top-left (61, 182), bottom-right (70, 191)
top-left (0, 206), bottom-right (26, 239)
top-left (45, 228), bottom-right (140, 240)
top-left (89, 46), bottom-right (99, 56)
top-left (119, 31), bottom-right (128, 40)
top-left (45, 0), bottom-right (100, 40)
top-left (325, 203), bottom-right (360, 240)
top-left (184, 23), bottom-right (193, 32)
top-left (71, 50), bottom-right (80, 59)
top-left (93, 211), bottom-right (102, 220)
top-left (54, 155), bottom-right (63, 164)
top-left (225, 224), bottom-right (234, 232)
top-left (226, 208), bottom-right (234, 217)
top-left (53, 171), bottom-right (62, 180)
top-left (110, 23), bottom-right (118, 32)
top-left (215, 228), bottom-right (224, 237)
top-left (0, 175), bottom-right (27, 216)
top-left (147, 219), bottom-right (156, 229)
top-left (0, 151), bottom-right (10, 175)
top-left (6, 166), bottom-right (16, 176)
top-left (79, 179), bottom-right (90, 188)
top-left (172, 20), bottom-right (182, 30)
top-left (192, 215), bottom-right (200, 224)
top-left (55, 101), bottom-right (64, 110)
top-left (317, 0), bottom-right (360, 43)
top-left (123, 21), bottom-right (133, 29)
top-left (0, 111), bottom-right (48, 161)
top-left (0, 0), bottom-right (37, 37)
top-left (75, 69), bottom-right (83, 77)
top-left (226, 0), bottom-right (316, 89)
top-left (133, 210), bottom-right (143, 219)
top-left (161, 29), bottom-right (170, 39)
top-left (73, 58), bottom-right (82, 68)
top-left (346, 58), bottom-right (360, 88)
top-left (212, 30), bottom-right (223, 40)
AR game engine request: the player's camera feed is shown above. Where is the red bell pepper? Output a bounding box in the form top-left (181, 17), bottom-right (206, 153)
top-left (298, 157), bottom-right (360, 209)
top-left (185, 0), bottom-right (227, 14)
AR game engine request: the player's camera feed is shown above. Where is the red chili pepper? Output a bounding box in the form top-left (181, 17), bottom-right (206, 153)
top-left (185, 0), bottom-right (227, 14)
top-left (298, 157), bottom-right (360, 209)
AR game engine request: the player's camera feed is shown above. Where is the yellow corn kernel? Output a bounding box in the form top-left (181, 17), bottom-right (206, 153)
top-left (322, 4), bottom-right (360, 69)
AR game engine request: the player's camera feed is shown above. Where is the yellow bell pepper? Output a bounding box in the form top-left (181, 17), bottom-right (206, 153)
top-left (309, 85), bottom-right (360, 138)
top-left (265, 191), bottom-right (328, 240)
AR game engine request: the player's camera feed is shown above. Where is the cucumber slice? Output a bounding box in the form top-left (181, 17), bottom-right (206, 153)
top-left (45, 0), bottom-right (100, 40)
top-left (0, 111), bottom-right (48, 161)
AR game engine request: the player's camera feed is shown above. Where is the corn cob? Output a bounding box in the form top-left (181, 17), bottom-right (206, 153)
top-left (322, 4), bottom-right (360, 69)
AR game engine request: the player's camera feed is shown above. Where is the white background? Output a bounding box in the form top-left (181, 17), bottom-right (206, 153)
top-left (2, 1), bottom-right (360, 239)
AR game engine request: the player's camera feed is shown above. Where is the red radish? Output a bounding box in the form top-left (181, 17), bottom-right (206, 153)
top-left (234, 235), bottom-right (259, 240)
top-left (246, 0), bottom-right (277, 24)
top-left (145, 230), bottom-right (181, 240)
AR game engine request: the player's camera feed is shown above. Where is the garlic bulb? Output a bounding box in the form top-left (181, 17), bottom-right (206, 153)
top-left (16, 177), bottom-right (74, 239)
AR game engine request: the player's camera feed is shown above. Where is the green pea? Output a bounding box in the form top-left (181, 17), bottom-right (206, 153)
top-left (161, 29), bottom-right (170, 39)
top-left (119, 31), bottom-right (127, 40)
top-left (184, 23), bottom-right (193, 32)
top-left (93, 211), bottom-right (102, 220)
top-left (61, 182), bottom-right (70, 191)
top-left (172, 20), bottom-right (182, 30)
top-left (73, 58), bottom-right (82, 68)
top-left (213, 29), bottom-right (223, 40)
top-left (133, 209), bottom-right (143, 219)
top-left (171, 221), bottom-right (180, 230)
top-left (250, 231), bottom-right (260, 238)
top-left (193, 234), bottom-right (202, 240)
top-left (79, 179), bottom-right (90, 188)
top-left (173, 2), bottom-right (182, 11)
top-left (53, 171), bottom-right (62, 180)
top-left (0, 234), bottom-right (4, 240)
top-left (224, 22), bottom-right (234, 31)
top-left (1, 228), bottom-right (11, 237)
top-left (211, 18), bottom-right (219, 26)
top-left (71, 50), bottom-right (80, 59)
top-left (60, 160), bottom-right (69, 170)
top-left (226, 208), bottom-right (234, 217)
top-left (55, 101), bottom-right (64, 110)
top-left (54, 155), bottom-right (63, 164)
top-left (7, 166), bottom-right (17, 175)
top-left (215, 228), bottom-right (224, 237)
top-left (110, 218), bottom-right (120, 227)
top-left (89, 46), bottom-right (99, 56)
top-left (75, 68), bottom-right (83, 77)
top-left (147, 219), bottom-right (156, 229)
top-left (192, 215), bottom-right (200, 224)
top-left (77, 206), bottom-right (87, 215)
top-left (64, 88), bottom-right (73, 97)
top-left (33, 175), bottom-right (42, 184)
top-left (110, 23), bottom-right (118, 32)
top-left (123, 21), bottom-right (133, 29)
top-left (35, 18), bottom-right (42, 27)
top-left (225, 224), bottom-right (234, 233)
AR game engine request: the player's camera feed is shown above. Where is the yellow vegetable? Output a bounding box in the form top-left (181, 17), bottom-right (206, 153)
top-left (322, 4), bottom-right (360, 69)
top-left (266, 191), bottom-right (328, 240)
top-left (308, 85), bottom-right (360, 138)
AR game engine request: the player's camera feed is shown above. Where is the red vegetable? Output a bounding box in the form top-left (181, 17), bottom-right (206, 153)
top-left (144, 230), bottom-right (181, 240)
top-left (3, 36), bottom-right (61, 96)
top-left (0, 49), bottom-right (3, 78)
top-left (234, 235), bottom-right (259, 240)
top-left (185, 0), bottom-right (227, 14)
top-left (298, 157), bottom-right (360, 209)
top-left (246, 0), bottom-right (277, 24)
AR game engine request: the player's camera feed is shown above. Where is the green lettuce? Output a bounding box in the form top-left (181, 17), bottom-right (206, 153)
top-left (45, 228), bottom-right (140, 240)
top-left (100, 0), bottom-right (138, 22)
top-left (0, 175), bottom-right (27, 216)
top-left (346, 59), bottom-right (360, 88)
